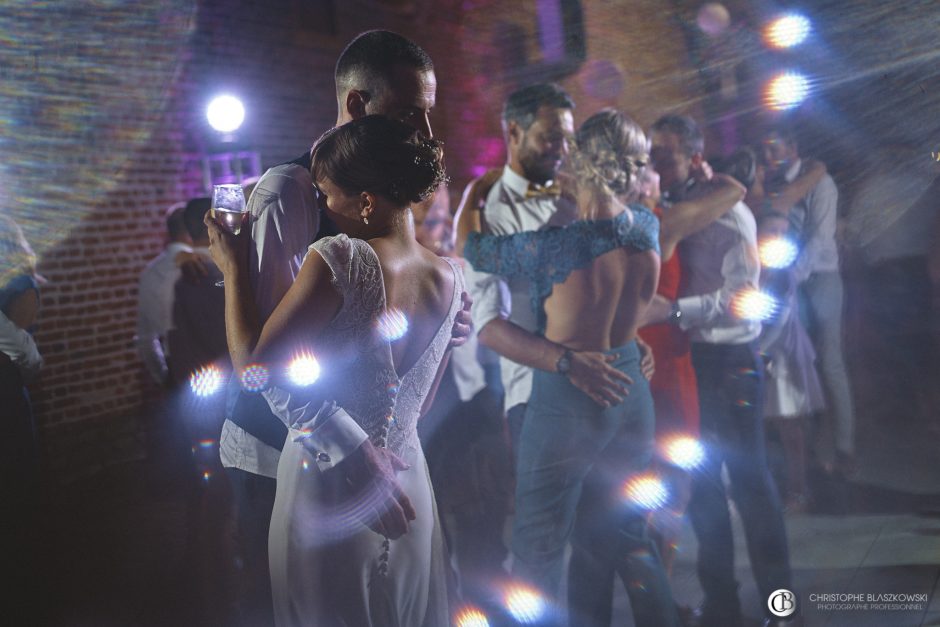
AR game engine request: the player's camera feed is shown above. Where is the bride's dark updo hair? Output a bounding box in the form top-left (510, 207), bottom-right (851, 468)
top-left (311, 115), bottom-right (447, 205)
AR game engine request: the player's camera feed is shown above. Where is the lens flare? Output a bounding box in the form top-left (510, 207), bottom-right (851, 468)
top-left (765, 14), bottom-right (811, 49)
top-left (662, 435), bottom-right (706, 470)
top-left (732, 288), bottom-right (779, 321)
top-left (454, 606), bottom-right (491, 627)
top-left (377, 308), bottom-right (409, 342)
top-left (240, 363), bottom-right (270, 392)
top-left (504, 584), bottom-right (548, 624)
top-left (623, 473), bottom-right (670, 510)
top-left (287, 353), bottom-right (321, 387)
top-left (190, 365), bottom-right (224, 397)
top-left (207, 95), bottom-right (245, 132)
top-left (765, 72), bottom-right (810, 111)
top-left (759, 237), bottom-right (799, 269)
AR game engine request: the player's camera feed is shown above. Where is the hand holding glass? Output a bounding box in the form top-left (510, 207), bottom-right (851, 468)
top-left (211, 184), bottom-right (248, 235)
top-left (211, 184), bottom-right (248, 286)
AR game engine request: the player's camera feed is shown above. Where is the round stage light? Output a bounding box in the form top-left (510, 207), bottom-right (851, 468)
top-left (207, 95), bottom-right (245, 133)
top-left (377, 308), bottom-right (409, 342)
top-left (623, 473), bottom-right (670, 510)
top-left (504, 584), bottom-right (548, 624)
top-left (190, 364), bottom-right (224, 397)
top-left (765, 72), bottom-right (810, 111)
top-left (240, 363), bottom-right (270, 392)
top-left (732, 289), bottom-right (779, 321)
top-left (759, 237), bottom-right (799, 269)
top-left (766, 14), bottom-right (811, 49)
top-left (663, 435), bottom-right (706, 470)
top-left (454, 606), bottom-right (491, 627)
top-left (287, 353), bottom-right (321, 387)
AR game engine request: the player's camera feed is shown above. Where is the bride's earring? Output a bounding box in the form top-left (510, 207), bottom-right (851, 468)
top-left (362, 215), bottom-right (369, 225)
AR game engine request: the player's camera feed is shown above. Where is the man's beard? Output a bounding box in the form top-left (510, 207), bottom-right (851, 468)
top-left (519, 152), bottom-right (559, 184)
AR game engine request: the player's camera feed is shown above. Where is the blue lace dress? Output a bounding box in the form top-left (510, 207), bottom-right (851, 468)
top-left (463, 205), bottom-right (660, 332)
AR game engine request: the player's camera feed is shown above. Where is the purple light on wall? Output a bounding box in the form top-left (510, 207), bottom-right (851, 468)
top-left (536, 0), bottom-right (565, 63)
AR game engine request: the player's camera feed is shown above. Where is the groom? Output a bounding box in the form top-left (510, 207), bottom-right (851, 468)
top-left (217, 31), bottom-right (467, 624)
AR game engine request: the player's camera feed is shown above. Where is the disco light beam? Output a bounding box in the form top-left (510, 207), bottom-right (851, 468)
top-left (765, 72), bottom-right (811, 111)
top-left (765, 14), bottom-right (811, 49)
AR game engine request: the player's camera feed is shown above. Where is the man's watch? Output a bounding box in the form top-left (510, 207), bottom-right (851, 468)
top-left (556, 348), bottom-right (573, 375)
top-left (667, 301), bottom-right (682, 325)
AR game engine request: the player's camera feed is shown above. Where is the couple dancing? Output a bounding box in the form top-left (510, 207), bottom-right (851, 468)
top-left (208, 113), bottom-right (669, 625)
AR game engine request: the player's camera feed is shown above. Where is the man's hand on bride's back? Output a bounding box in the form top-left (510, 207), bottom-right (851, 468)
top-left (449, 291), bottom-right (472, 348)
top-left (338, 440), bottom-right (417, 539)
top-left (567, 350), bottom-right (633, 408)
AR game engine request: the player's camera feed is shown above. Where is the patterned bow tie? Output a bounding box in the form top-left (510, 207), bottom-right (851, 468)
top-left (525, 182), bottom-right (562, 198)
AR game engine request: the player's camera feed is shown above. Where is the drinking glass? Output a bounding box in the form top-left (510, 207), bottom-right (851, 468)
top-left (211, 183), bottom-right (248, 286)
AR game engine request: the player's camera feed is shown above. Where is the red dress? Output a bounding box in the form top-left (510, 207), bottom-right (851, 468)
top-left (638, 208), bottom-right (700, 436)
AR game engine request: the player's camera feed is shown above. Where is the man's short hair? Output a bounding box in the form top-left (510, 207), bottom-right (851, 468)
top-left (335, 30), bottom-right (433, 100)
top-left (502, 83), bottom-right (575, 131)
top-left (182, 197), bottom-right (211, 242)
top-left (763, 123), bottom-right (799, 150)
top-left (165, 202), bottom-right (188, 240)
top-left (651, 114), bottom-right (704, 157)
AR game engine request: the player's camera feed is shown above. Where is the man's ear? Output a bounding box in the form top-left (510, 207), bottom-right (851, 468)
top-left (345, 90), bottom-right (369, 120)
top-left (507, 120), bottom-right (524, 147)
top-left (690, 152), bottom-right (704, 169)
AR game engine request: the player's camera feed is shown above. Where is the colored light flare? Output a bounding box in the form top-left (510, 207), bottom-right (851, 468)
top-left (759, 237), bottom-right (799, 269)
top-left (504, 584), bottom-right (548, 624)
top-left (240, 363), bottom-right (270, 392)
top-left (622, 473), bottom-right (670, 510)
top-left (454, 606), bottom-right (491, 627)
top-left (190, 365), bottom-right (224, 397)
top-left (287, 353), bottom-right (321, 386)
top-left (207, 95), bottom-right (245, 133)
top-left (732, 289), bottom-right (780, 321)
top-left (765, 72), bottom-right (810, 111)
top-left (662, 435), bottom-right (706, 470)
top-left (765, 14), bottom-right (811, 49)
top-left (377, 308), bottom-right (409, 342)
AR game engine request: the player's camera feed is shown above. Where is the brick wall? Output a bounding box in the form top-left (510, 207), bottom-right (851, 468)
top-left (10, 0), bottom-right (695, 479)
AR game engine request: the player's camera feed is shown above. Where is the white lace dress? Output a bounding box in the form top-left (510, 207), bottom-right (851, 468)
top-left (266, 235), bottom-right (460, 627)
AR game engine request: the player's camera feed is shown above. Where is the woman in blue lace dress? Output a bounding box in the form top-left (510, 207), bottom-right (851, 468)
top-left (461, 109), bottom-right (678, 627)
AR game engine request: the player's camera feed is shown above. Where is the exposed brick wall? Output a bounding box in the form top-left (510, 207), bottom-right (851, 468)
top-left (14, 0), bottom-right (695, 480)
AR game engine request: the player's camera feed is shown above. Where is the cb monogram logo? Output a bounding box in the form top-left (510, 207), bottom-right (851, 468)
top-left (769, 589), bottom-right (796, 617)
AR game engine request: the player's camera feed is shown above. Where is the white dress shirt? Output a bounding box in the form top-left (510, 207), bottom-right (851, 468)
top-left (219, 161), bottom-right (319, 478)
top-left (465, 165), bottom-right (575, 412)
top-left (0, 310), bottom-right (42, 382)
top-left (677, 200), bottom-right (762, 345)
top-left (784, 159), bottom-right (840, 281)
top-left (137, 241), bottom-right (191, 384)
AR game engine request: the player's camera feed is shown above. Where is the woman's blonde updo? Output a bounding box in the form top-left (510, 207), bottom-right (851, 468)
top-left (570, 108), bottom-right (649, 198)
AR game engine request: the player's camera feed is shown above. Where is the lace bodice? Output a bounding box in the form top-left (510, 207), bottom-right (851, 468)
top-left (463, 204), bottom-right (659, 332)
top-left (304, 234), bottom-right (463, 459)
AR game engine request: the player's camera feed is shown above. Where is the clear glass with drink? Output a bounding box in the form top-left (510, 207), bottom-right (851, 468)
top-left (211, 183), bottom-right (248, 235)
top-left (211, 184), bottom-right (248, 286)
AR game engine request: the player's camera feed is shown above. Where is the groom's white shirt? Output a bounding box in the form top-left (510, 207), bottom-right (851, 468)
top-left (219, 160), bottom-right (367, 478)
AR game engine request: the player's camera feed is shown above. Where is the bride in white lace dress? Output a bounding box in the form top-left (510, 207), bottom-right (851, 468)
top-left (207, 116), bottom-right (461, 627)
